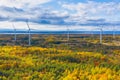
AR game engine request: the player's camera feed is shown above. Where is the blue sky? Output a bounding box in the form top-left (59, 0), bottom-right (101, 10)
top-left (0, 0), bottom-right (120, 31)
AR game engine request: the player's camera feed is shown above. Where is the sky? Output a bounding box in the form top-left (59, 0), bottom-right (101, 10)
top-left (0, 0), bottom-right (120, 31)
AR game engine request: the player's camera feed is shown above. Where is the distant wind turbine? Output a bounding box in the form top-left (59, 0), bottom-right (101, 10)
top-left (12, 23), bottom-right (17, 42)
top-left (26, 19), bottom-right (31, 46)
top-left (99, 25), bottom-right (103, 44)
top-left (112, 26), bottom-right (116, 39)
top-left (8, 15), bottom-right (17, 44)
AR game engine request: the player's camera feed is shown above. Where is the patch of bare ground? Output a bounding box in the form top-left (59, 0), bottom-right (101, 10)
top-left (102, 40), bottom-right (120, 46)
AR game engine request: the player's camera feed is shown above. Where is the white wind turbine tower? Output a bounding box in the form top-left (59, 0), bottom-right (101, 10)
top-left (26, 19), bottom-right (40, 46)
top-left (12, 23), bottom-right (17, 42)
top-left (99, 25), bottom-right (103, 44)
top-left (11, 7), bottom-right (19, 44)
top-left (8, 15), bottom-right (17, 43)
top-left (112, 25), bottom-right (116, 39)
top-left (26, 19), bottom-right (31, 46)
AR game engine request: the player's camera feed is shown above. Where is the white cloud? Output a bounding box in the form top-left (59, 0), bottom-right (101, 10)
top-left (0, 0), bottom-right (120, 31)
top-left (62, 1), bottom-right (120, 22)
top-left (0, 21), bottom-right (120, 31)
top-left (0, 0), bottom-right (53, 20)
top-left (50, 10), bottom-right (68, 17)
top-left (0, 21), bottom-right (68, 31)
top-left (0, 21), bottom-right (28, 30)
top-left (0, 0), bottom-right (52, 8)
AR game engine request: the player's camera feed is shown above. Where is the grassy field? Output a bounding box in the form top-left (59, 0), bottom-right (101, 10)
top-left (0, 34), bottom-right (120, 80)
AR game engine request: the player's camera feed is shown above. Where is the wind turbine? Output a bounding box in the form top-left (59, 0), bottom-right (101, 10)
top-left (112, 25), bottom-right (116, 39)
top-left (26, 19), bottom-right (31, 46)
top-left (99, 25), bottom-right (103, 44)
top-left (8, 15), bottom-right (17, 44)
top-left (12, 23), bottom-right (17, 42)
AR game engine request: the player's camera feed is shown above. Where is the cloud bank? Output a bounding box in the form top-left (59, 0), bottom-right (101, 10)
top-left (0, 0), bottom-right (120, 31)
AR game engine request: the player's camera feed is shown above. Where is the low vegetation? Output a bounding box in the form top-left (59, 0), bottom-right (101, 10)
top-left (0, 34), bottom-right (120, 80)
top-left (0, 46), bottom-right (120, 80)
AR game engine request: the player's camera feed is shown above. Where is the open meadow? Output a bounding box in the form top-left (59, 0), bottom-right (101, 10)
top-left (0, 34), bottom-right (120, 80)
